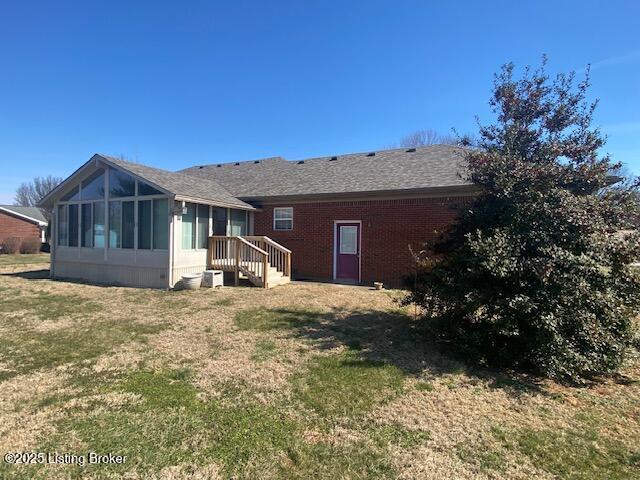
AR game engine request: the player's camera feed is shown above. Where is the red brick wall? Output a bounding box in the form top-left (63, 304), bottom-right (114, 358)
top-left (0, 211), bottom-right (41, 243)
top-left (253, 196), bottom-right (471, 287)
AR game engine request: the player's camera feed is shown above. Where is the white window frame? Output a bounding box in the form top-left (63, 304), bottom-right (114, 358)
top-left (273, 207), bottom-right (293, 231)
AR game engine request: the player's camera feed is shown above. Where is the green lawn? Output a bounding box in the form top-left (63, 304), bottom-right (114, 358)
top-left (0, 266), bottom-right (638, 479)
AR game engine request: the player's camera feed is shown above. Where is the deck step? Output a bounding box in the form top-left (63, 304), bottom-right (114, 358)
top-left (208, 236), bottom-right (292, 288)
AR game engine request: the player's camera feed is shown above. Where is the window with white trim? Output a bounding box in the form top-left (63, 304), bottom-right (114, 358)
top-left (273, 207), bottom-right (293, 231)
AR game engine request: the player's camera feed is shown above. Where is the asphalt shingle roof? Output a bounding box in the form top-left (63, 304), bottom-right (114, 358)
top-left (98, 155), bottom-right (255, 209)
top-left (179, 145), bottom-right (471, 199)
top-left (0, 205), bottom-right (47, 223)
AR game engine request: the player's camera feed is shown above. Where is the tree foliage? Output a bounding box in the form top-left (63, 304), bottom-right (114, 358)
top-left (406, 58), bottom-right (640, 381)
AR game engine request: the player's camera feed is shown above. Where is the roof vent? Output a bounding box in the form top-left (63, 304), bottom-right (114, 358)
top-left (406, 148), bottom-right (416, 153)
top-left (216, 164), bottom-right (222, 168)
top-left (234, 162), bottom-right (240, 166)
top-left (254, 160), bottom-right (260, 164)
top-left (330, 156), bottom-right (338, 161)
top-left (366, 152), bottom-right (375, 157)
top-left (198, 166), bottom-right (204, 169)
top-left (297, 160), bottom-right (305, 164)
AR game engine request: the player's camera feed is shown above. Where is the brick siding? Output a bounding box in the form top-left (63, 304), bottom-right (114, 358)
top-left (0, 210), bottom-right (41, 243)
top-left (253, 196), bottom-right (471, 287)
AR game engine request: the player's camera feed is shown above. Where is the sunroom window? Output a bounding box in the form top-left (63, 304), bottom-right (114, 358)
top-left (56, 166), bottom-right (168, 251)
top-left (93, 203), bottom-right (105, 248)
top-left (61, 186), bottom-right (79, 202)
top-left (81, 169), bottom-right (105, 200)
top-left (138, 199), bottom-right (168, 250)
top-left (68, 204), bottom-right (79, 247)
top-left (197, 205), bottom-right (209, 249)
top-left (181, 203), bottom-right (196, 249)
top-left (109, 169), bottom-right (135, 198)
top-left (138, 200), bottom-right (152, 249)
top-left (152, 199), bottom-right (168, 249)
top-left (81, 203), bottom-right (92, 247)
top-left (57, 205), bottom-right (68, 246)
top-left (139, 180), bottom-right (163, 196)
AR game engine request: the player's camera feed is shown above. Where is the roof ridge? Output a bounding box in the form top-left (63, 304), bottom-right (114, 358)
top-left (288, 144), bottom-right (465, 163)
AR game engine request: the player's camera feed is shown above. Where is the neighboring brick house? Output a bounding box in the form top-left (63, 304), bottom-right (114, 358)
top-left (40, 145), bottom-right (477, 288)
top-left (0, 205), bottom-right (48, 246)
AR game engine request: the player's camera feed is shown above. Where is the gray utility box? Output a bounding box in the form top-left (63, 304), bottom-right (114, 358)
top-left (202, 270), bottom-right (224, 288)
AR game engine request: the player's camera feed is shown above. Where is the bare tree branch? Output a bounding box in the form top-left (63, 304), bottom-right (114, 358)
top-left (14, 175), bottom-right (63, 221)
top-left (397, 129), bottom-right (464, 148)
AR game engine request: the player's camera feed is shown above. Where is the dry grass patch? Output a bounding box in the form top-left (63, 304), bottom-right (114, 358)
top-left (0, 253), bottom-right (50, 268)
top-left (0, 268), bottom-right (639, 479)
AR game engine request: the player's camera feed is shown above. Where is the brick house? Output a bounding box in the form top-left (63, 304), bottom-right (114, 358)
top-left (40, 145), bottom-right (477, 288)
top-left (0, 205), bottom-right (48, 247)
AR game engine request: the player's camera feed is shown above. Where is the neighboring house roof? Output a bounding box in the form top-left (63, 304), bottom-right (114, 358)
top-left (180, 145), bottom-right (472, 200)
top-left (98, 155), bottom-right (255, 210)
top-left (0, 205), bottom-right (48, 225)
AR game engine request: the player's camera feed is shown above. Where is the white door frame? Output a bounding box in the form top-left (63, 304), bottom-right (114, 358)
top-left (333, 220), bottom-right (362, 283)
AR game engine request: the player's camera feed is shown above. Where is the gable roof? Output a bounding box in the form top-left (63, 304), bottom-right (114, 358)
top-left (0, 205), bottom-right (48, 225)
top-left (98, 155), bottom-right (255, 210)
top-left (39, 145), bottom-right (472, 210)
top-left (39, 154), bottom-right (255, 210)
top-left (180, 145), bottom-right (471, 200)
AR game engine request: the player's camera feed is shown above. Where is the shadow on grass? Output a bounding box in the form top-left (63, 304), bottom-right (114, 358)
top-left (2, 269), bottom-right (157, 290)
top-left (236, 306), bottom-right (546, 397)
top-left (2, 268), bottom-right (51, 280)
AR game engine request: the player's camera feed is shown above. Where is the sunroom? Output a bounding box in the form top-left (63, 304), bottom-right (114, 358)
top-left (40, 154), bottom-right (257, 288)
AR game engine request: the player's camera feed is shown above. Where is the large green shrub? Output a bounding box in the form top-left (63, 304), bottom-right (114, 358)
top-left (406, 59), bottom-right (640, 381)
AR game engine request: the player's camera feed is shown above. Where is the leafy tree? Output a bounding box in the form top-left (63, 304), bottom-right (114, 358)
top-left (14, 175), bottom-right (62, 221)
top-left (406, 58), bottom-right (640, 381)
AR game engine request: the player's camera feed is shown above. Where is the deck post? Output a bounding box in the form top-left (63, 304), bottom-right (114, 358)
top-left (286, 252), bottom-right (291, 278)
top-left (234, 239), bottom-right (240, 286)
top-left (262, 254), bottom-right (269, 288)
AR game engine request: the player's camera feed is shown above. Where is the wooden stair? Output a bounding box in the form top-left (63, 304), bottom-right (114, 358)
top-left (208, 235), bottom-right (292, 288)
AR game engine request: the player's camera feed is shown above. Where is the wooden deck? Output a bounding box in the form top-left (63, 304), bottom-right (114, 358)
top-left (208, 236), bottom-right (291, 288)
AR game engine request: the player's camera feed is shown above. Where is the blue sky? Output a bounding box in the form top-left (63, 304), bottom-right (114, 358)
top-left (1, 0), bottom-right (639, 203)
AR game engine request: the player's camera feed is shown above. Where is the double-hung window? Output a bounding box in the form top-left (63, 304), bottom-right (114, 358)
top-left (273, 207), bottom-right (293, 231)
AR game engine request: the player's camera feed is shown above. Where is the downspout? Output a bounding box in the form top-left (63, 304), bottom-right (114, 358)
top-left (50, 207), bottom-right (56, 278)
top-left (168, 195), bottom-right (176, 289)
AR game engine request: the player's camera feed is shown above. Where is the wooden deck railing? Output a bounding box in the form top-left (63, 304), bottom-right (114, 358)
top-left (208, 235), bottom-right (291, 288)
top-left (244, 236), bottom-right (292, 278)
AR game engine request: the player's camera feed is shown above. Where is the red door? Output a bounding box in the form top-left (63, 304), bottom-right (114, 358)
top-left (335, 223), bottom-right (360, 283)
